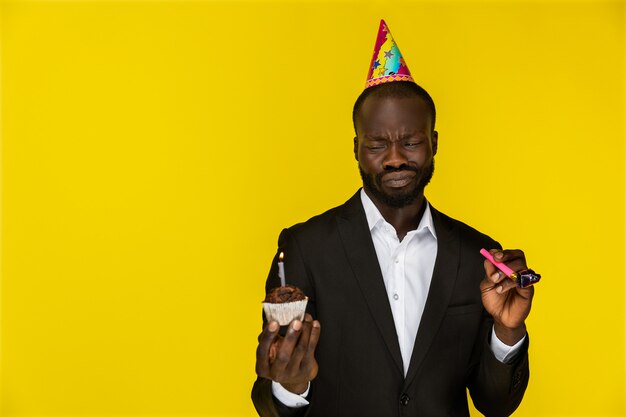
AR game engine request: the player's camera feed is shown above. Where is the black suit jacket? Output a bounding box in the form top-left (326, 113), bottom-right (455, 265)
top-left (252, 191), bottom-right (529, 417)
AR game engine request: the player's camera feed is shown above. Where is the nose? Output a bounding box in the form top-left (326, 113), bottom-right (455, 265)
top-left (382, 142), bottom-right (408, 170)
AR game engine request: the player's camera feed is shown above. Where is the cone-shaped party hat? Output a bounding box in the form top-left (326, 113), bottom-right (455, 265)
top-left (365, 20), bottom-right (414, 88)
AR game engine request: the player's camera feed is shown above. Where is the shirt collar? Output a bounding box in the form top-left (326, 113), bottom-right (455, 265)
top-left (360, 188), bottom-right (437, 240)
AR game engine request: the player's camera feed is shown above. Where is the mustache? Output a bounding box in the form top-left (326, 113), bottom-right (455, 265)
top-left (377, 165), bottom-right (420, 180)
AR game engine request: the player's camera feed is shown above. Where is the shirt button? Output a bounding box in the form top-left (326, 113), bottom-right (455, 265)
top-left (393, 293), bottom-right (399, 300)
top-left (394, 258), bottom-right (399, 264)
top-left (400, 393), bottom-right (410, 406)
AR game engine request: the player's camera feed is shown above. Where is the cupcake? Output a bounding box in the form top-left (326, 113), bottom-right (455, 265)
top-left (262, 285), bottom-right (308, 326)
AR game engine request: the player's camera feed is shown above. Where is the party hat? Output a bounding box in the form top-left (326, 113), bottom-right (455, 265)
top-left (365, 20), bottom-right (414, 88)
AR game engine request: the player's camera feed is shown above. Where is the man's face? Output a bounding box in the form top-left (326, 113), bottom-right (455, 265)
top-left (354, 94), bottom-right (438, 208)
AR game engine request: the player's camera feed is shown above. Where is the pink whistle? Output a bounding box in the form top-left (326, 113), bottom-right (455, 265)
top-left (480, 248), bottom-right (515, 276)
top-left (480, 248), bottom-right (541, 288)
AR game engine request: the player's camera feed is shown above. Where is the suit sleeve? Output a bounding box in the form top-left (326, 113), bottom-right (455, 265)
top-left (251, 228), bottom-right (316, 417)
top-left (468, 325), bottom-right (530, 417)
top-left (466, 240), bottom-right (530, 417)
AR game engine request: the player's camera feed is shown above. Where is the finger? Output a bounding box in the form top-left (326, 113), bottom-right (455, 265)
top-left (480, 276), bottom-right (498, 293)
top-left (492, 249), bottom-right (527, 269)
top-left (486, 250), bottom-right (528, 280)
top-left (258, 320), bottom-right (277, 343)
top-left (257, 321), bottom-right (279, 350)
top-left (513, 284), bottom-right (535, 300)
top-left (494, 276), bottom-right (518, 294)
top-left (303, 313), bottom-right (313, 323)
top-left (308, 321), bottom-right (321, 350)
top-left (483, 259), bottom-right (499, 280)
top-left (256, 321), bottom-right (279, 376)
top-left (302, 320), bottom-right (321, 379)
top-left (484, 261), bottom-right (506, 285)
top-left (287, 320), bottom-right (313, 373)
top-left (272, 320), bottom-right (303, 373)
top-left (268, 340), bottom-right (279, 363)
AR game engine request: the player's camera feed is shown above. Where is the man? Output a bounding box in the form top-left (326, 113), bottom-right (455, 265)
top-left (252, 20), bottom-right (534, 417)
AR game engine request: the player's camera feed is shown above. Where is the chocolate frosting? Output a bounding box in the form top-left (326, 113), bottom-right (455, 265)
top-left (263, 285), bottom-right (306, 303)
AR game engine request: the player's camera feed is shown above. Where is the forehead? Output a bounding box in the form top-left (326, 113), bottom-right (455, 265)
top-left (357, 95), bottom-right (432, 134)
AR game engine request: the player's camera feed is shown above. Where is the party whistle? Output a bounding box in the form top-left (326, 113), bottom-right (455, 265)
top-left (480, 248), bottom-right (541, 288)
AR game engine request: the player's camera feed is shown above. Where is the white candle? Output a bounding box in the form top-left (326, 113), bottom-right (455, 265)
top-left (278, 252), bottom-right (286, 287)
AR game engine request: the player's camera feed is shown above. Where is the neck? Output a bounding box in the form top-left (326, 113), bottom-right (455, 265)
top-left (365, 189), bottom-right (426, 241)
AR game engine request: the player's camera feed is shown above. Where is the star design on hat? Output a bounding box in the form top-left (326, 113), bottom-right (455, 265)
top-left (365, 20), bottom-right (414, 88)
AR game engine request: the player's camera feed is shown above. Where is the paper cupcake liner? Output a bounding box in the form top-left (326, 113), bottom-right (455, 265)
top-left (262, 298), bottom-right (308, 326)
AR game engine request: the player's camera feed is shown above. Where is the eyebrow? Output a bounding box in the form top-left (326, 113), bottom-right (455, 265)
top-left (363, 132), bottom-right (424, 141)
top-left (363, 135), bottom-right (388, 141)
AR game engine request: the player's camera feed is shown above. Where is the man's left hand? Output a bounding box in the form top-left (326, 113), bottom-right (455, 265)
top-left (480, 249), bottom-right (534, 346)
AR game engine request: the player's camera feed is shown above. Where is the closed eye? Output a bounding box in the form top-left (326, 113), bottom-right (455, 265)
top-left (364, 141), bottom-right (387, 151)
top-left (404, 140), bottom-right (424, 148)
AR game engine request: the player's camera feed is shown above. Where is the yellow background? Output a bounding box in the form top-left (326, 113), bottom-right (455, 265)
top-left (1, 1), bottom-right (624, 416)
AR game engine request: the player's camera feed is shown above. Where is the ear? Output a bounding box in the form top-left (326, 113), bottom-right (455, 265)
top-left (353, 137), bottom-right (359, 161)
top-left (432, 131), bottom-right (438, 156)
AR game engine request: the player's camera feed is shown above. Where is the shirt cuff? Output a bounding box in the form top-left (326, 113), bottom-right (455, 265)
top-left (490, 326), bottom-right (526, 364)
top-left (271, 381), bottom-right (310, 408)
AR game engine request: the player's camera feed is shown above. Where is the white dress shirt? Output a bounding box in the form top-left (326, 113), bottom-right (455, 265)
top-left (362, 189), bottom-right (438, 375)
top-left (272, 190), bottom-right (525, 406)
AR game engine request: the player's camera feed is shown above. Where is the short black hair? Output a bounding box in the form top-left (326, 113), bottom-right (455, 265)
top-left (352, 81), bottom-right (437, 135)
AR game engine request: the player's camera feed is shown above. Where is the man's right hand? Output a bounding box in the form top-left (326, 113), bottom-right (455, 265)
top-left (255, 313), bottom-right (321, 395)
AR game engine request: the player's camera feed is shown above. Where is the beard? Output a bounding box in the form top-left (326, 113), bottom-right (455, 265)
top-left (359, 159), bottom-right (435, 208)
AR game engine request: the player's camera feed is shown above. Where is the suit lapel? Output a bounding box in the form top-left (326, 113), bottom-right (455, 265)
top-left (336, 192), bottom-right (404, 375)
top-left (404, 206), bottom-right (460, 387)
